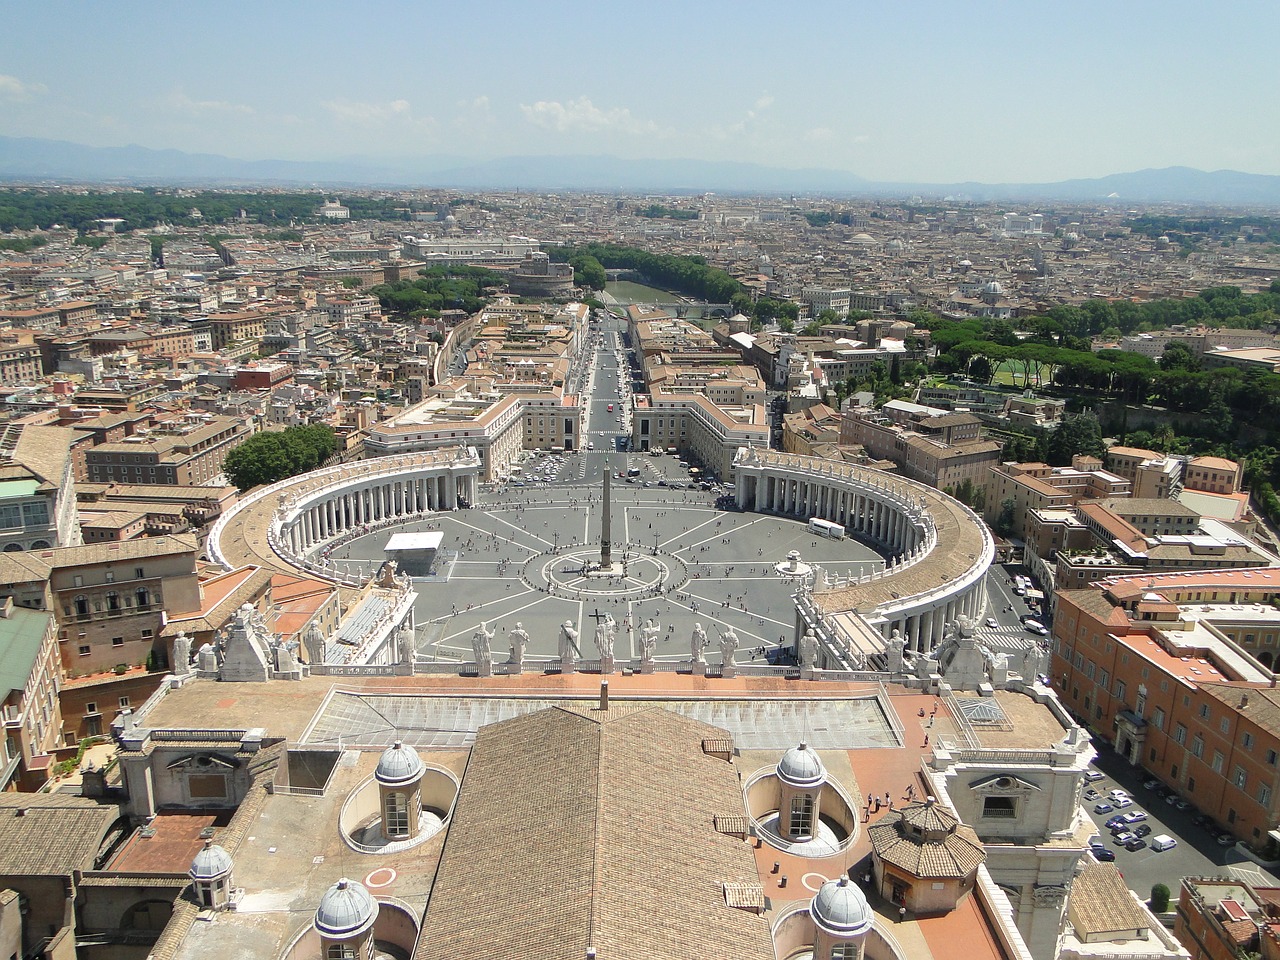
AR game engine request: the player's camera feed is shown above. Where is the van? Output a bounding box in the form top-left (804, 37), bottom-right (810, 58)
top-left (1150, 835), bottom-right (1177, 852)
top-left (1024, 620), bottom-right (1047, 635)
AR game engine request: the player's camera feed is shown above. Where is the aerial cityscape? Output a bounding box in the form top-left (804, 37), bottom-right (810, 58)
top-left (3, 4), bottom-right (1280, 960)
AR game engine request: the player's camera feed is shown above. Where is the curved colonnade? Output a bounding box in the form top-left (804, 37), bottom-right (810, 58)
top-left (207, 447), bottom-right (482, 584)
top-left (733, 449), bottom-right (993, 656)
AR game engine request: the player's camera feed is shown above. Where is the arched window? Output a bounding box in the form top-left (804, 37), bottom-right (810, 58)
top-left (832, 945), bottom-right (858, 960)
top-left (75, 595), bottom-right (89, 618)
top-left (327, 943), bottom-right (357, 959)
top-left (384, 790), bottom-right (409, 837)
top-left (789, 793), bottom-right (814, 837)
top-left (106, 591), bottom-right (120, 612)
top-left (2, 542), bottom-right (22, 552)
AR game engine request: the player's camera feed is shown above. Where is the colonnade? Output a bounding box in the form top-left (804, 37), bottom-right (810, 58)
top-left (285, 470), bottom-right (477, 556)
top-left (744, 471), bottom-right (925, 557)
top-left (734, 449), bottom-right (993, 658)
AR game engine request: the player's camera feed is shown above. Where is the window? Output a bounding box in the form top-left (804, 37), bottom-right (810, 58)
top-left (78, 644), bottom-right (90, 657)
top-left (983, 796), bottom-right (1018, 819)
top-left (1221, 717), bottom-right (1232, 734)
top-left (112, 636), bottom-right (124, 647)
top-left (1261, 785), bottom-right (1272, 806)
top-left (118, 697), bottom-right (130, 708)
top-left (84, 702), bottom-right (97, 715)
top-left (384, 790), bottom-right (409, 837)
top-left (1115, 680), bottom-right (1126, 702)
top-left (1200, 703), bottom-right (1210, 720)
top-left (1235, 766), bottom-right (1248, 788)
top-left (1174, 724), bottom-right (1187, 745)
top-left (1192, 735), bottom-right (1203, 758)
top-left (1213, 751), bottom-right (1225, 774)
top-left (1152, 708), bottom-right (1165, 731)
top-left (832, 947), bottom-right (858, 960)
top-left (1268, 749), bottom-right (1278, 766)
top-left (327, 946), bottom-right (357, 960)
top-left (1244, 733), bottom-right (1254, 750)
top-left (790, 794), bottom-right (814, 836)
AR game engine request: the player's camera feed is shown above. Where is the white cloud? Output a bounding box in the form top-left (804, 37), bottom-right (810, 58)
top-left (754, 94), bottom-right (775, 111)
top-left (321, 97), bottom-right (415, 124)
top-left (0, 74), bottom-right (47, 101)
top-left (162, 89), bottom-right (254, 116)
top-left (519, 97), bottom-right (663, 136)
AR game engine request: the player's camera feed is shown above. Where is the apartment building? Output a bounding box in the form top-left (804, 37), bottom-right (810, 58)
top-left (1184, 456), bottom-right (1243, 495)
top-left (84, 416), bottom-right (250, 485)
top-left (0, 601), bottom-right (61, 789)
top-left (987, 458), bottom-right (1132, 541)
top-left (1106, 445), bottom-right (1184, 500)
top-left (0, 423), bottom-right (82, 551)
top-left (1053, 570), bottom-right (1280, 854)
top-left (841, 405), bottom-right (1002, 494)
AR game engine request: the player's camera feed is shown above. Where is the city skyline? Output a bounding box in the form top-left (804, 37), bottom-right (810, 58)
top-left (2, 0), bottom-right (1278, 185)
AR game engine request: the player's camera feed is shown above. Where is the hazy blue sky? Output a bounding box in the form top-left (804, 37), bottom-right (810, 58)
top-left (2, 0), bottom-right (1276, 183)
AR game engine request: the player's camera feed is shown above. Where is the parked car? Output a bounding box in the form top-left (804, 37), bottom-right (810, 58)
top-left (1135, 824), bottom-right (1152, 838)
top-left (1094, 802), bottom-right (1114, 814)
top-left (984, 617), bottom-right (999, 629)
top-left (1120, 811), bottom-right (1148, 823)
top-left (1084, 770), bottom-right (1106, 782)
top-left (1089, 843), bottom-right (1116, 862)
top-left (1125, 837), bottom-right (1148, 851)
top-left (1104, 815), bottom-right (1126, 829)
top-left (1084, 788), bottom-right (1101, 801)
top-left (1151, 835), bottom-right (1178, 852)
top-left (1108, 789), bottom-right (1130, 800)
top-left (1113, 797), bottom-right (1134, 809)
top-left (1142, 778), bottom-right (1161, 790)
top-left (1174, 798), bottom-right (1191, 810)
top-left (1217, 833), bottom-right (1237, 847)
top-left (1112, 831), bottom-right (1136, 845)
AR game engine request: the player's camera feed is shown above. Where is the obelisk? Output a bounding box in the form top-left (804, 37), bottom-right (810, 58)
top-left (600, 462), bottom-right (612, 570)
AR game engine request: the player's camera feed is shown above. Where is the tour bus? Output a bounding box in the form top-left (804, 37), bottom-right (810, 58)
top-left (808, 517), bottom-right (846, 539)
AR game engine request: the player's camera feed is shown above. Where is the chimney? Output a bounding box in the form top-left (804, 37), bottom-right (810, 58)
top-left (599, 680), bottom-right (609, 711)
top-left (1242, 693), bottom-right (1250, 708)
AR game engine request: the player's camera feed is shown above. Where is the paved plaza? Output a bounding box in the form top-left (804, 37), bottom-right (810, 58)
top-left (301, 690), bottom-right (901, 751)
top-left (324, 479), bottom-right (885, 667)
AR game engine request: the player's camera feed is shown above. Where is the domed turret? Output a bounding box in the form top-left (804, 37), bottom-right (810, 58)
top-left (812, 876), bottom-right (874, 937)
top-left (777, 741), bottom-right (826, 788)
top-left (188, 839), bottom-right (234, 909)
top-left (375, 740), bottom-right (424, 787)
top-left (982, 280), bottom-right (1004, 297)
top-left (315, 878), bottom-right (379, 939)
top-left (189, 840), bottom-right (233, 881)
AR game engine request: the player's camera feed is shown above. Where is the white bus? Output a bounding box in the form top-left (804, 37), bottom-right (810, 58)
top-left (808, 518), bottom-right (846, 539)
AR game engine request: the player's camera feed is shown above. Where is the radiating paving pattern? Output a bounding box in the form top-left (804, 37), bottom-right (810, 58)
top-left (303, 692), bottom-right (900, 751)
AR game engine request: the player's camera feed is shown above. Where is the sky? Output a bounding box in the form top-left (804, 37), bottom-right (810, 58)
top-left (1, 0), bottom-right (1277, 184)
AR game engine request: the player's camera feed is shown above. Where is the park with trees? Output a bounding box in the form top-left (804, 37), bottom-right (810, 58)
top-left (223, 425), bottom-right (339, 491)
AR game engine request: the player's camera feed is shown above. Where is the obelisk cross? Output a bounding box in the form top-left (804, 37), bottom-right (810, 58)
top-left (601, 461), bottom-right (612, 570)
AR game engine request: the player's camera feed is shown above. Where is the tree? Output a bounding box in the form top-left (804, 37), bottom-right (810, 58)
top-left (1045, 412), bottom-right (1105, 466)
top-left (223, 425), bottom-right (338, 491)
top-left (968, 355), bottom-right (993, 384)
top-left (996, 497), bottom-right (1017, 537)
top-left (1150, 883), bottom-right (1170, 913)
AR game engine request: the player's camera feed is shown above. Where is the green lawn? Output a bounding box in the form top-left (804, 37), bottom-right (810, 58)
top-left (991, 359), bottom-right (1052, 387)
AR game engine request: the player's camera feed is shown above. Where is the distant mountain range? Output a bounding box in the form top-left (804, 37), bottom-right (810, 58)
top-left (2, 135), bottom-right (1279, 206)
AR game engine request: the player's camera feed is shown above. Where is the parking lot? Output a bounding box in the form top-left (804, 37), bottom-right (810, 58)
top-left (1081, 747), bottom-right (1280, 897)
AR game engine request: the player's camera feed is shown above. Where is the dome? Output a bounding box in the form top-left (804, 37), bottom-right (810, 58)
top-left (982, 280), bottom-right (1003, 296)
top-left (315, 878), bottom-right (379, 938)
top-left (812, 877), bottom-right (874, 937)
top-left (886, 238), bottom-right (905, 251)
top-left (777, 741), bottom-right (826, 788)
top-left (188, 840), bottom-right (233, 881)
top-left (375, 740), bottom-right (424, 787)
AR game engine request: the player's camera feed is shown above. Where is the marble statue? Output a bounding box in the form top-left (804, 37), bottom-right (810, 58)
top-left (718, 625), bottom-right (739, 663)
top-left (799, 630), bottom-right (818, 669)
top-left (472, 621), bottom-right (493, 664)
top-left (172, 630), bottom-right (192, 676)
top-left (690, 622), bottom-right (708, 663)
top-left (639, 618), bottom-right (660, 663)
top-left (397, 620), bottom-right (415, 664)
top-left (1022, 641), bottom-right (1047, 680)
top-left (508, 622), bottom-right (530, 666)
top-left (595, 615), bottom-right (616, 659)
top-left (304, 622), bottom-right (327, 664)
top-left (559, 620), bottom-right (580, 661)
top-left (955, 613), bottom-right (979, 639)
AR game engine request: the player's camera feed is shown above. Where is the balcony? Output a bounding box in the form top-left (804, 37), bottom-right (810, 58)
top-left (2, 706), bottom-right (24, 729)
